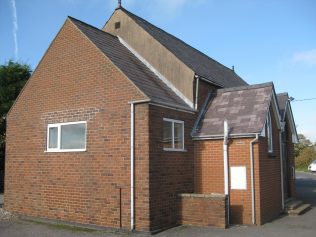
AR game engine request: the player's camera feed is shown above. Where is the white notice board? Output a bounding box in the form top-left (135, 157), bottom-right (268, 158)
top-left (230, 166), bottom-right (247, 190)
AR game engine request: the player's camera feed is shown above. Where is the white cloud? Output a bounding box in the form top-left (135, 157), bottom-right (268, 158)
top-left (299, 129), bottom-right (316, 143)
top-left (292, 49), bottom-right (316, 66)
top-left (10, 0), bottom-right (18, 60)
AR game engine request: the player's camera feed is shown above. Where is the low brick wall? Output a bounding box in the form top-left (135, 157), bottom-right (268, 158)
top-left (178, 193), bottom-right (227, 228)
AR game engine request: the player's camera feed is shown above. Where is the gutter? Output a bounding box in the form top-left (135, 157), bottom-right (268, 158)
top-left (250, 134), bottom-right (259, 225)
top-left (148, 101), bottom-right (195, 114)
top-left (128, 99), bottom-right (150, 230)
top-left (197, 75), bottom-right (224, 88)
top-left (193, 133), bottom-right (259, 140)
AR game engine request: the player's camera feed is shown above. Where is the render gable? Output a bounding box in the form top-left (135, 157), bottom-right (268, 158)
top-left (103, 8), bottom-right (248, 103)
top-left (103, 8), bottom-right (196, 104)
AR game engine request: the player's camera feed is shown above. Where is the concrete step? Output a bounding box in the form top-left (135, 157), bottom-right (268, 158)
top-left (285, 200), bottom-right (303, 211)
top-left (288, 204), bottom-right (312, 216)
top-left (285, 197), bottom-right (295, 205)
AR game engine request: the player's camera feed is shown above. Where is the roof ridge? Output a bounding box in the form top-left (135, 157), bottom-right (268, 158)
top-left (217, 82), bottom-right (273, 93)
top-left (68, 16), bottom-right (118, 39)
top-left (119, 8), bottom-right (243, 82)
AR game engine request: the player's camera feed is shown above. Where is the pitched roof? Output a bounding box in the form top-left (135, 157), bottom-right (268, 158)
top-left (193, 83), bottom-right (274, 137)
top-left (276, 93), bottom-right (288, 120)
top-left (69, 17), bottom-right (191, 110)
top-left (121, 8), bottom-right (248, 88)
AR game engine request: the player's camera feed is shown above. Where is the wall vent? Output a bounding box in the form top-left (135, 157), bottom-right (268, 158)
top-left (115, 21), bottom-right (121, 29)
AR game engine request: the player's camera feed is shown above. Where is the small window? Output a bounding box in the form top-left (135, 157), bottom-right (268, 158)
top-left (267, 112), bottom-right (273, 153)
top-left (163, 118), bottom-right (184, 151)
top-left (114, 21), bottom-right (121, 29)
top-left (47, 121), bottom-right (87, 152)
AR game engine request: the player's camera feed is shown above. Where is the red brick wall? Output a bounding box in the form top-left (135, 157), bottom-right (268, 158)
top-left (285, 116), bottom-right (296, 198)
top-left (178, 193), bottom-right (227, 228)
top-left (4, 19), bottom-right (151, 231)
top-left (257, 107), bottom-right (282, 224)
top-left (194, 140), bottom-right (224, 194)
top-left (194, 138), bottom-right (260, 225)
top-left (194, 106), bottom-right (283, 226)
top-left (148, 105), bottom-right (196, 231)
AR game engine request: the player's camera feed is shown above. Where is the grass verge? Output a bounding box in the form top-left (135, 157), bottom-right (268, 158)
top-left (296, 166), bottom-right (309, 172)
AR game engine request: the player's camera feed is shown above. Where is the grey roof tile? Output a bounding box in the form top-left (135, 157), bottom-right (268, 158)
top-left (121, 8), bottom-right (248, 88)
top-left (69, 17), bottom-right (191, 110)
top-left (194, 83), bottom-right (274, 137)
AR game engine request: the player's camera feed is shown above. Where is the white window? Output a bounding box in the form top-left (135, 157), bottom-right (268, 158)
top-left (267, 112), bottom-right (273, 153)
top-left (163, 118), bottom-right (184, 151)
top-left (47, 121), bottom-right (87, 152)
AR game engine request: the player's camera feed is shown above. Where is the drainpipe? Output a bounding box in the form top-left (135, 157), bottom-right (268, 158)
top-left (250, 134), bottom-right (259, 225)
top-left (129, 99), bottom-right (150, 231)
top-left (223, 120), bottom-right (230, 224)
top-left (279, 130), bottom-right (285, 210)
top-left (194, 75), bottom-right (200, 110)
top-left (130, 102), bottom-right (135, 231)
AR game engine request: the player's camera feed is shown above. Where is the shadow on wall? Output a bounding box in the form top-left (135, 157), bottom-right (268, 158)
top-left (0, 170), bottom-right (3, 193)
top-left (230, 205), bottom-right (244, 225)
top-left (0, 147), bottom-right (4, 193)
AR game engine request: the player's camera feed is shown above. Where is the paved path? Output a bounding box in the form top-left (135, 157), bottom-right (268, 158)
top-left (0, 172), bottom-right (315, 237)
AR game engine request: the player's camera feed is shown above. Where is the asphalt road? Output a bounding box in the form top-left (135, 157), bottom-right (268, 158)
top-left (0, 171), bottom-right (315, 237)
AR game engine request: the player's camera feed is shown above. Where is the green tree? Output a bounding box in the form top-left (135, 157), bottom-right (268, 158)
top-left (294, 134), bottom-right (312, 158)
top-left (0, 60), bottom-right (31, 171)
top-left (295, 146), bottom-right (316, 170)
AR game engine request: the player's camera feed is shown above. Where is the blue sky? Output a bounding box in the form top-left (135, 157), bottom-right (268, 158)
top-left (1, 0), bottom-right (316, 142)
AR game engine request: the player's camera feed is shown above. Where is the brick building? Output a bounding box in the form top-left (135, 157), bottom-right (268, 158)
top-left (4, 6), bottom-right (298, 233)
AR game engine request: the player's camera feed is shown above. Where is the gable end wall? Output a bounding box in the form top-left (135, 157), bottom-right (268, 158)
top-left (4, 19), bottom-right (151, 231)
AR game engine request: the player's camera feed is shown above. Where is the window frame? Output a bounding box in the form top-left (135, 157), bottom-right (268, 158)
top-left (46, 121), bottom-right (87, 152)
top-left (163, 118), bottom-right (185, 151)
top-left (267, 112), bottom-right (273, 153)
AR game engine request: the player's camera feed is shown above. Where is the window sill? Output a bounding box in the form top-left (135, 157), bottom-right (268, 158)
top-left (163, 148), bottom-right (187, 152)
top-left (45, 149), bottom-right (87, 153)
